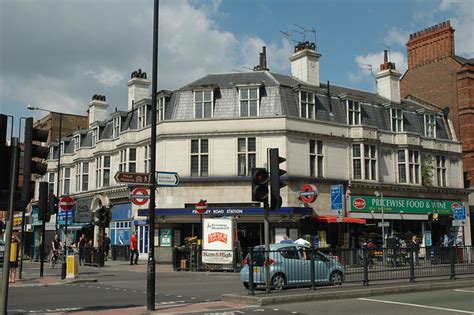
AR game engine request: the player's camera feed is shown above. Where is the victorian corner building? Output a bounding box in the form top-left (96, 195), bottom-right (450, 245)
top-left (31, 42), bottom-right (471, 262)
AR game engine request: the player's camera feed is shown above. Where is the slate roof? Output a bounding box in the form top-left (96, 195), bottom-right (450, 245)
top-left (50, 68), bottom-right (454, 154)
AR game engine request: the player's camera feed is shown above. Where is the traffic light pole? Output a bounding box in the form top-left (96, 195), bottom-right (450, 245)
top-left (61, 201), bottom-right (68, 279)
top-left (40, 220), bottom-right (46, 277)
top-left (1, 138), bottom-right (19, 314)
top-left (263, 198), bottom-right (271, 294)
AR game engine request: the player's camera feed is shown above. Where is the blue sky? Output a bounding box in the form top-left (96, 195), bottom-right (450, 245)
top-left (0, 0), bottom-right (472, 137)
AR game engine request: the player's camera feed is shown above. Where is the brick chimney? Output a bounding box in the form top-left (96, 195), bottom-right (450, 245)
top-left (88, 94), bottom-right (108, 126)
top-left (406, 21), bottom-right (454, 69)
top-left (289, 42), bottom-right (321, 87)
top-left (376, 50), bottom-right (402, 103)
top-left (128, 69), bottom-right (151, 111)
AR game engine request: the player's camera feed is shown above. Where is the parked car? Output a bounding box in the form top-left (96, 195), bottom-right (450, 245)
top-left (240, 243), bottom-right (344, 290)
top-left (0, 240), bottom-right (5, 265)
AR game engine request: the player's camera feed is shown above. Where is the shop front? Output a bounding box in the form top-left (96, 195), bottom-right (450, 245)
top-left (348, 195), bottom-right (467, 249)
top-left (137, 206), bottom-right (313, 263)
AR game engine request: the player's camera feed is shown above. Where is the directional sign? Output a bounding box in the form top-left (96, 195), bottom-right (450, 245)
top-left (60, 196), bottom-right (75, 211)
top-left (331, 185), bottom-right (343, 216)
top-left (130, 187), bottom-right (150, 206)
top-left (115, 172), bottom-right (150, 184)
top-left (156, 171), bottom-right (180, 187)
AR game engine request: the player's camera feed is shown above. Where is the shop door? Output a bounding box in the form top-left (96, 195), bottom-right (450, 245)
top-left (137, 225), bottom-right (149, 258)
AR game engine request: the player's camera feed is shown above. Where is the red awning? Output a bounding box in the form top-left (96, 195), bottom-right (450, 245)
top-left (312, 216), bottom-right (366, 225)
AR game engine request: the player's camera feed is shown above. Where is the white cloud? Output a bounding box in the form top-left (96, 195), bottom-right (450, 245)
top-left (438, 0), bottom-right (474, 56)
top-left (385, 27), bottom-right (408, 48)
top-left (92, 67), bottom-right (124, 88)
top-left (350, 51), bottom-right (407, 88)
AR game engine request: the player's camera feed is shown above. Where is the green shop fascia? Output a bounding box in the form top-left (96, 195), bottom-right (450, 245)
top-left (350, 196), bottom-right (462, 215)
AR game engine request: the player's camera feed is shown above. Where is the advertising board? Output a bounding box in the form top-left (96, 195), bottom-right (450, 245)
top-left (202, 218), bottom-right (234, 264)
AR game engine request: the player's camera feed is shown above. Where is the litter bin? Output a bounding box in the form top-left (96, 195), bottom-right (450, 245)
top-left (111, 245), bottom-right (130, 261)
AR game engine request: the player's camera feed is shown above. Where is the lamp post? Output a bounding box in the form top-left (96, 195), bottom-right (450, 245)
top-left (374, 191), bottom-right (385, 264)
top-left (27, 105), bottom-right (66, 278)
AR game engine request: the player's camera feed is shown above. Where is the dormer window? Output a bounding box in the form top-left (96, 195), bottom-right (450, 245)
top-left (391, 108), bottom-right (403, 132)
top-left (299, 91), bottom-right (315, 119)
top-left (424, 114), bottom-right (436, 138)
top-left (73, 135), bottom-right (81, 151)
top-left (91, 127), bottom-right (99, 146)
top-left (239, 87), bottom-right (259, 117)
top-left (194, 90), bottom-right (213, 118)
top-left (347, 100), bottom-right (361, 125)
top-left (138, 106), bottom-right (147, 128)
top-left (157, 97), bottom-right (166, 121)
top-left (113, 117), bottom-right (120, 138)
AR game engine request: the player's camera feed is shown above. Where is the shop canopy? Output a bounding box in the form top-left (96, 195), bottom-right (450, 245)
top-left (312, 216), bottom-right (366, 225)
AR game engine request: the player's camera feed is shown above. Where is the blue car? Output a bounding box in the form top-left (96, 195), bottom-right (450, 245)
top-left (240, 243), bottom-right (344, 290)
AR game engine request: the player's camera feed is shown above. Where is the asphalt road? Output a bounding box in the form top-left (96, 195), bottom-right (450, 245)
top-left (199, 287), bottom-right (474, 315)
top-left (6, 262), bottom-right (245, 313)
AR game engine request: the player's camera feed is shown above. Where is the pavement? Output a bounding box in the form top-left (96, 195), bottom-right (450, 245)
top-left (4, 259), bottom-right (474, 314)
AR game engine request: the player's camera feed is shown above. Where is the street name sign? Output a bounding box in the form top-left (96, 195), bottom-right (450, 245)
top-left (156, 171), bottom-right (180, 187)
top-left (114, 172), bottom-right (150, 184)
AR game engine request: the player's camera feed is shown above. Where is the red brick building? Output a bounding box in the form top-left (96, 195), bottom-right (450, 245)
top-left (400, 21), bottom-right (474, 188)
top-left (400, 21), bottom-right (473, 244)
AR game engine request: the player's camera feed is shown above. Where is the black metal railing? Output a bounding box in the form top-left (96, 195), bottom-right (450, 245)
top-left (239, 245), bottom-right (473, 294)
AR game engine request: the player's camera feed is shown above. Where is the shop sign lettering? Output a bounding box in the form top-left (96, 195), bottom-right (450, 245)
top-left (350, 196), bottom-right (462, 214)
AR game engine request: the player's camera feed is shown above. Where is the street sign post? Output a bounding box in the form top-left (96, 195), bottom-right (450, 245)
top-left (130, 187), bottom-right (150, 206)
top-left (156, 171), bottom-right (180, 187)
top-left (59, 196), bottom-right (75, 211)
top-left (114, 172), bottom-right (150, 184)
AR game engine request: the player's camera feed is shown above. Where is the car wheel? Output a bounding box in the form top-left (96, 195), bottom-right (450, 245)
top-left (243, 282), bottom-right (249, 290)
top-left (330, 271), bottom-right (342, 285)
top-left (271, 274), bottom-right (286, 290)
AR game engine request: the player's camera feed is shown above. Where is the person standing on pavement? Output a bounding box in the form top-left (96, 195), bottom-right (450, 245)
top-left (130, 232), bottom-right (139, 265)
top-left (411, 235), bottom-right (420, 265)
top-left (103, 233), bottom-right (111, 261)
top-left (9, 235), bottom-right (19, 283)
top-left (78, 234), bottom-right (87, 266)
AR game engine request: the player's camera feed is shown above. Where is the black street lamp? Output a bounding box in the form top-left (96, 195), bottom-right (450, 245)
top-left (27, 105), bottom-right (67, 279)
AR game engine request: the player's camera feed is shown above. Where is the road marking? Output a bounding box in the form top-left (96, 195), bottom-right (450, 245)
top-left (177, 295), bottom-right (183, 298)
top-left (358, 298), bottom-right (474, 314)
top-left (455, 289), bottom-right (474, 293)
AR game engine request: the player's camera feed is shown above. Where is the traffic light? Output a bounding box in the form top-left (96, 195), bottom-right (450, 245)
top-left (47, 193), bottom-right (59, 216)
top-left (269, 148), bottom-right (287, 211)
top-left (251, 168), bottom-right (269, 202)
top-left (22, 117), bottom-right (49, 203)
top-left (38, 182), bottom-right (50, 222)
top-left (94, 207), bottom-right (111, 227)
top-left (101, 207), bottom-right (111, 227)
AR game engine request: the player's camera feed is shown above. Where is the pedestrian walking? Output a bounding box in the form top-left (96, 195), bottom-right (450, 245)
top-left (130, 232), bottom-right (139, 265)
top-left (78, 234), bottom-right (87, 266)
top-left (103, 233), bottom-right (111, 261)
top-left (9, 234), bottom-right (19, 283)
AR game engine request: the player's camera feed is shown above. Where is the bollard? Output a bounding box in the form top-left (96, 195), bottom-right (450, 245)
top-left (363, 248), bottom-right (369, 286)
top-left (248, 247), bottom-right (255, 295)
top-left (450, 246), bottom-right (456, 280)
top-left (310, 244), bottom-right (316, 290)
top-left (409, 247), bottom-right (415, 283)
